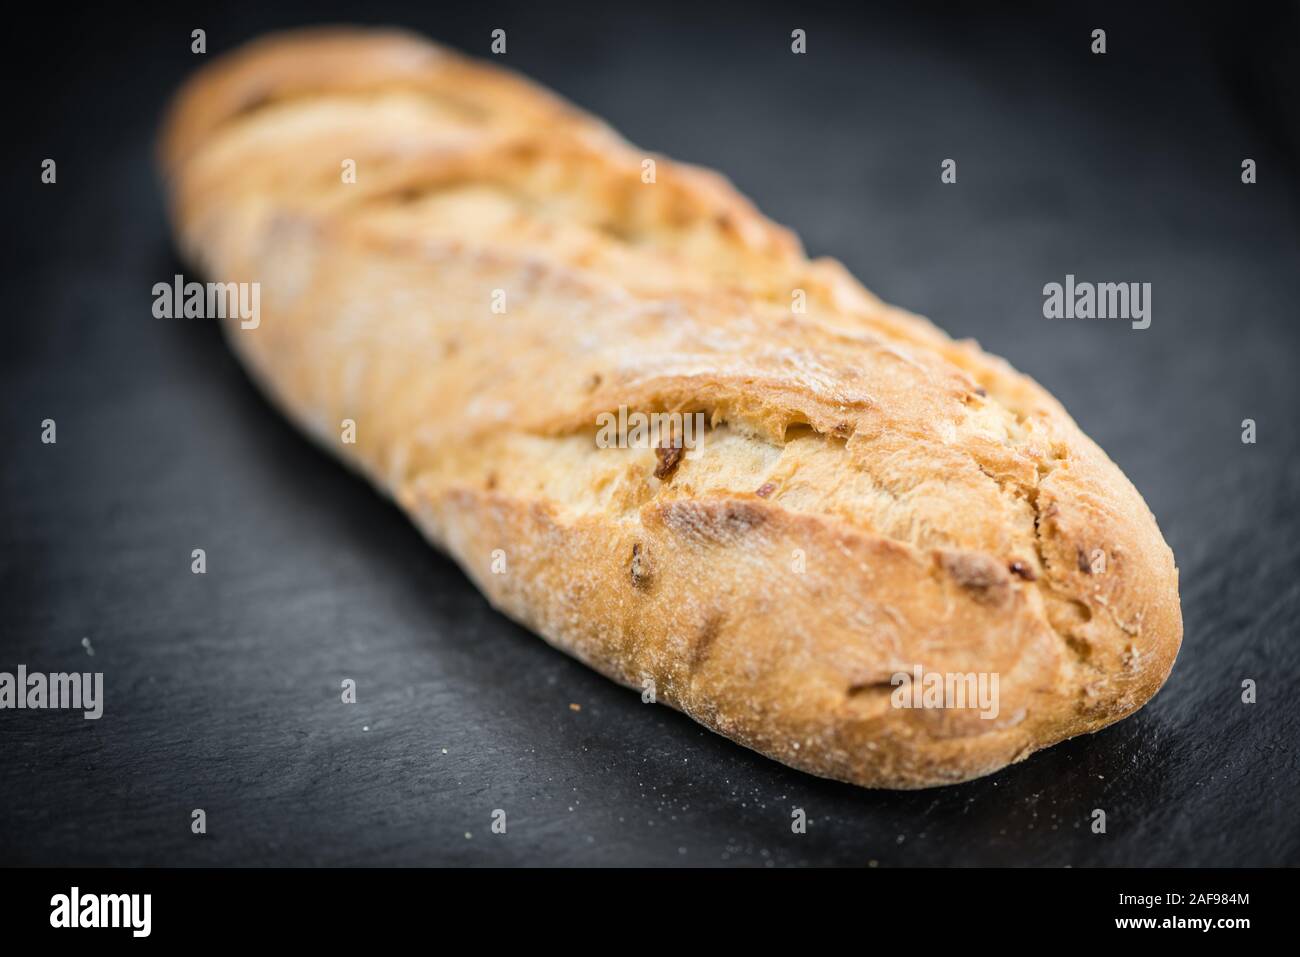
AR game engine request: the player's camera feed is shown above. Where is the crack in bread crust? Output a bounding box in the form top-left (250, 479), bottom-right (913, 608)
top-left (159, 26), bottom-right (1182, 788)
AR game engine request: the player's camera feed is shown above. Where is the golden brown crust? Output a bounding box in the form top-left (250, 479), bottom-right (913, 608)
top-left (159, 27), bottom-right (1181, 788)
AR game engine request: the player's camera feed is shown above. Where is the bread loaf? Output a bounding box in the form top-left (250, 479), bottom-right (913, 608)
top-left (159, 27), bottom-right (1182, 788)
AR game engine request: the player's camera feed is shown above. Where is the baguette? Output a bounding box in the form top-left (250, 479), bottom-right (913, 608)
top-left (159, 27), bottom-right (1182, 788)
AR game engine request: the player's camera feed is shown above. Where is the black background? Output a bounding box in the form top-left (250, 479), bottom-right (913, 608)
top-left (2, 0), bottom-right (1298, 866)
